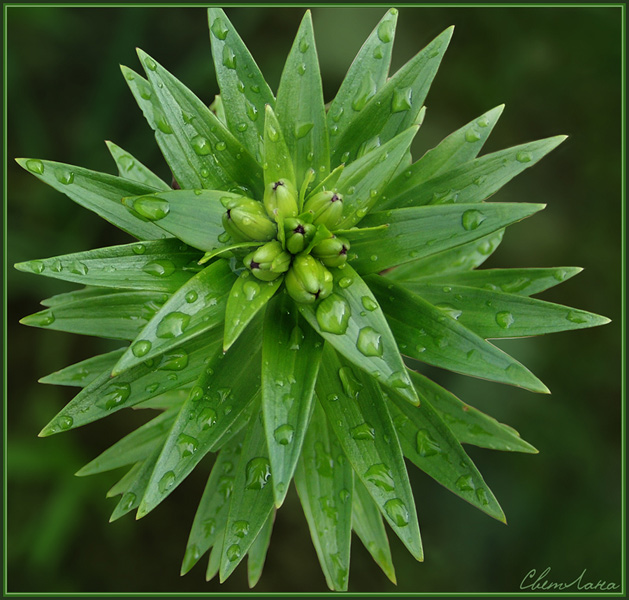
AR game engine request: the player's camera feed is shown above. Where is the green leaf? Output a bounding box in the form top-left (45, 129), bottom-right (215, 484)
top-left (335, 126), bottom-right (418, 229)
top-left (137, 49), bottom-right (264, 196)
top-left (328, 9), bottom-right (398, 144)
top-left (76, 408), bottom-right (178, 476)
top-left (207, 8), bottom-right (275, 161)
top-left (351, 477), bottom-right (396, 584)
top-left (379, 135), bottom-right (567, 209)
top-left (385, 230), bottom-right (505, 282)
top-left (345, 203), bottom-right (545, 275)
top-left (206, 530), bottom-right (224, 582)
top-left (297, 264), bottom-right (419, 406)
top-left (223, 272), bottom-right (283, 352)
top-left (307, 164), bottom-right (345, 201)
top-left (247, 510), bottom-right (275, 588)
top-left (107, 461), bottom-right (142, 499)
top-left (16, 158), bottom-right (170, 240)
top-left (39, 348), bottom-right (124, 388)
top-left (275, 11), bottom-right (329, 188)
top-left (15, 239), bottom-right (201, 293)
top-left (181, 432), bottom-right (245, 576)
top-left (317, 346), bottom-right (423, 561)
top-left (262, 104), bottom-right (295, 187)
top-left (295, 402), bottom-right (353, 591)
top-left (122, 66), bottom-right (203, 190)
top-left (137, 322), bottom-right (262, 517)
top-left (20, 290), bottom-right (170, 341)
top-left (367, 275), bottom-right (549, 393)
top-left (410, 371), bottom-right (537, 453)
top-left (105, 140), bottom-right (170, 190)
top-left (417, 267), bottom-right (583, 297)
top-left (402, 283), bottom-right (610, 339)
top-left (134, 389), bottom-right (188, 412)
top-left (383, 105), bottom-right (504, 197)
top-left (112, 260), bottom-right (236, 375)
top-left (262, 292), bottom-right (323, 507)
top-left (331, 27), bottom-right (453, 167)
top-left (40, 287), bottom-right (127, 308)
top-left (388, 393), bottom-right (505, 521)
top-left (38, 331), bottom-right (223, 436)
top-left (219, 405), bottom-right (275, 582)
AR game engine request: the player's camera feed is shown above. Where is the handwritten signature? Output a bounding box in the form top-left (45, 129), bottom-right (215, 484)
top-left (520, 567), bottom-right (619, 592)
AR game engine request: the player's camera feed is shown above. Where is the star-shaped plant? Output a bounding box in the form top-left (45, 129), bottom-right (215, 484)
top-left (15, 7), bottom-right (610, 591)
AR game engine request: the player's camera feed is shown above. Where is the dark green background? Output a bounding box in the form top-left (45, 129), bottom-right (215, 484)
top-left (6, 5), bottom-right (623, 594)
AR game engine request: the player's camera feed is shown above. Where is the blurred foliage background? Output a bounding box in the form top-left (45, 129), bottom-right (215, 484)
top-left (6, 5), bottom-right (622, 594)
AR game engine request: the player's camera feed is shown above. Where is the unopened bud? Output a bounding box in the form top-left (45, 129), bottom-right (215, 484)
top-left (244, 241), bottom-right (292, 281)
top-left (311, 235), bottom-right (350, 268)
top-left (221, 196), bottom-right (277, 242)
top-left (303, 191), bottom-right (344, 228)
top-left (263, 179), bottom-right (299, 221)
top-left (285, 255), bottom-right (333, 304)
top-left (284, 218), bottom-right (316, 254)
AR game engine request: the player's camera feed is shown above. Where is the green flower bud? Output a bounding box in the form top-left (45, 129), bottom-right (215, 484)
top-left (303, 190), bottom-right (344, 228)
top-left (221, 196), bottom-right (277, 242)
top-left (311, 235), bottom-right (350, 268)
top-left (285, 255), bottom-right (333, 304)
top-left (263, 179), bottom-right (299, 221)
top-left (244, 241), bottom-right (292, 281)
top-left (284, 218), bottom-right (317, 255)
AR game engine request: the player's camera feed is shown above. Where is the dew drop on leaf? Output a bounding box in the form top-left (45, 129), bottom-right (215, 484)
top-left (384, 498), bottom-right (409, 527)
top-left (191, 135), bottom-right (212, 156)
top-left (156, 312), bottom-right (190, 339)
top-left (245, 457), bottom-right (272, 490)
top-left (132, 340), bottom-right (152, 357)
top-left (461, 209), bottom-right (486, 231)
top-left (158, 471), bottom-right (176, 494)
top-left (361, 296), bottom-right (378, 312)
top-left (143, 259), bottom-right (175, 278)
top-left (274, 424), bottom-right (295, 445)
top-left (133, 244), bottom-right (146, 255)
top-left (120, 492), bottom-right (137, 512)
top-left (158, 349), bottom-right (189, 371)
top-left (350, 422), bottom-right (375, 441)
top-left (391, 87), bottom-right (412, 113)
top-left (316, 294), bottom-right (351, 334)
top-left (222, 46), bottom-right (237, 69)
top-left (364, 463), bottom-right (395, 492)
top-left (465, 128), bottom-right (481, 143)
top-left (377, 18), bottom-right (394, 43)
top-left (56, 170), bottom-right (74, 185)
top-left (56, 415), bottom-right (74, 431)
top-left (495, 311), bottom-right (515, 329)
top-left (211, 17), bottom-right (228, 40)
top-left (198, 407), bottom-right (218, 430)
top-left (294, 121), bottom-right (314, 139)
top-left (357, 326), bottom-right (383, 357)
top-left (103, 382), bottom-right (131, 410)
top-left (416, 429), bottom-right (442, 457)
top-left (69, 260), bottom-right (88, 275)
top-left (25, 159), bottom-right (44, 174)
top-left (566, 310), bottom-right (589, 324)
top-left (338, 366), bottom-right (362, 399)
top-left (177, 433), bottom-right (199, 457)
top-left (233, 520), bottom-right (250, 538)
top-left (243, 280), bottom-right (260, 301)
top-left (516, 151), bottom-right (532, 163)
top-left (455, 474), bottom-right (475, 492)
top-left (227, 544), bottom-right (241, 562)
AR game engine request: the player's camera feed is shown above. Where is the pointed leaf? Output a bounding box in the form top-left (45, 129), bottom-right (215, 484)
top-left (40, 287), bottom-right (126, 308)
top-left (344, 203), bottom-right (545, 275)
top-left (137, 49), bottom-right (263, 195)
top-left (328, 9), bottom-right (398, 143)
top-left (317, 347), bottom-right (423, 561)
top-left (105, 140), bottom-right (170, 190)
top-left (107, 462), bottom-right (142, 499)
top-left (15, 239), bottom-right (201, 293)
top-left (368, 275), bottom-right (549, 393)
top-left (331, 27), bottom-right (453, 167)
top-left (262, 104), bottom-right (295, 187)
top-left (16, 158), bottom-right (170, 240)
top-left (295, 402), bottom-right (353, 591)
top-left (112, 260), bottom-right (236, 375)
top-left (380, 135), bottom-right (567, 209)
top-left (39, 348), bottom-right (124, 388)
top-left (262, 292), bottom-right (322, 507)
top-left (297, 264), bottom-right (418, 406)
top-left (38, 331), bottom-right (223, 436)
top-left (223, 272), bottom-right (282, 351)
top-left (275, 11), bottom-right (329, 188)
top-left (206, 530), bottom-right (224, 582)
top-left (247, 510), bottom-right (275, 588)
top-left (351, 477), bottom-right (396, 584)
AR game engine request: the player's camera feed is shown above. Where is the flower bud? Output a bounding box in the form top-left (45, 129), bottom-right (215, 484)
top-left (311, 235), bottom-right (350, 268)
top-left (303, 191), bottom-right (344, 228)
top-left (221, 196), bottom-right (277, 242)
top-left (263, 179), bottom-right (299, 221)
top-left (244, 241), bottom-right (292, 281)
top-left (285, 255), bottom-right (333, 304)
top-left (284, 218), bottom-right (316, 254)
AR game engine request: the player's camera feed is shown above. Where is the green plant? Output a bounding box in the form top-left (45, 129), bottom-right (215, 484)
top-left (14, 7), bottom-right (610, 591)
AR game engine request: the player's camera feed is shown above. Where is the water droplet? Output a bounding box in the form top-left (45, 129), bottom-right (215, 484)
top-left (294, 121), bottom-right (314, 139)
top-left (120, 492), bottom-right (137, 512)
top-left (103, 382), bottom-right (131, 410)
top-left (465, 128), bottom-right (481, 143)
top-left (66, 260), bottom-right (88, 276)
top-left (461, 209), bottom-right (486, 231)
top-left (384, 498), bottom-right (409, 527)
top-left (495, 311), bottom-right (515, 329)
top-left (177, 433), bottom-right (199, 457)
top-left (155, 111), bottom-right (173, 134)
top-left (243, 280), bottom-right (260, 301)
top-left (245, 457), bottom-right (271, 490)
top-left (218, 475), bottom-right (234, 498)
top-left (386, 371), bottom-right (411, 391)
top-left (144, 57), bottom-right (157, 71)
top-left (436, 303), bottom-right (462, 320)
top-left (29, 260), bottom-right (45, 273)
top-left (158, 471), bottom-right (176, 494)
top-left (338, 366), bottom-right (362, 400)
top-left (202, 518), bottom-right (216, 537)
top-left (391, 87), bottom-right (412, 113)
top-left (226, 544), bottom-right (241, 562)
top-left (416, 429), bottom-right (442, 457)
top-left (132, 340), bottom-right (152, 357)
top-left (143, 259), bottom-right (175, 278)
top-left (373, 45), bottom-right (384, 59)
top-left (232, 520), bottom-right (250, 539)
top-left (56, 415), bottom-right (74, 431)
top-left (132, 244), bottom-right (146, 256)
top-left (211, 17), bottom-right (229, 40)
top-left (455, 474), bottom-right (475, 492)
top-left (274, 424), bottom-right (295, 446)
top-left (339, 488), bottom-right (350, 503)
top-left (189, 386), bottom-right (204, 402)
top-left (297, 62), bottom-right (307, 76)
top-left (352, 73), bottom-right (377, 111)
top-left (25, 159), bottom-right (44, 174)
top-left (361, 296), bottom-right (378, 312)
top-left (145, 382), bottom-right (159, 394)
top-left (215, 141), bottom-right (227, 152)
top-left (158, 349), bottom-right (189, 371)
top-left (131, 196), bottom-right (170, 221)
top-left (365, 463), bottom-right (395, 492)
top-left (316, 294), bottom-right (351, 335)
top-left (377, 18), bottom-right (394, 43)
top-left (370, 255), bottom-right (378, 262)
top-left (156, 312), bottom-right (190, 339)
top-left (191, 135), bottom-right (212, 156)
top-left (338, 276), bottom-right (353, 289)
top-left (198, 407), bottom-right (217, 430)
top-left (331, 106), bottom-right (344, 122)
top-left (222, 46), bottom-right (237, 69)
top-left (351, 422), bottom-right (375, 441)
top-left (299, 38), bottom-right (310, 52)
top-left (566, 311), bottom-right (588, 324)
top-left (314, 442), bottom-right (334, 478)
top-left (56, 170), bottom-right (74, 185)
top-left (357, 327), bottom-right (383, 357)
top-left (288, 325), bottom-right (304, 350)
top-left (516, 151), bottom-right (532, 163)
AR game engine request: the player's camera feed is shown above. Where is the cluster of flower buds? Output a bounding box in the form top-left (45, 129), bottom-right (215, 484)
top-left (263, 179), bottom-right (299, 222)
top-left (221, 196), bottom-right (277, 242)
top-left (303, 190), bottom-right (344, 228)
top-left (284, 255), bottom-right (333, 303)
top-left (243, 241), bottom-right (291, 282)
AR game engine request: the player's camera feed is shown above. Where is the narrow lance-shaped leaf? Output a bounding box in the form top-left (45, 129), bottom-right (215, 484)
top-left (367, 275), bottom-right (549, 393)
top-left (275, 10), bottom-right (329, 188)
top-left (379, 135), bottom-right (567, 209)
top-left (297, 264), bottom-right (419, 406)
top-left (327, 9), bottom-right (398, 144)
top-left (219, 405), bottom-right (275, 582)
top-left (107, 462), bottom-right (143, 500)
top-left (295, 401), bottom-right (353, 591)
top-left (207, 8), bottom-right (275, 160)
top-left (410, 370), bottom-right (537, 453)
top-left (345, 203), bottom-right (545, 275)
top-left (112, 259), bottom-right (236, 375)
top-left (262, 292), bottom-right (323, 507)
top-left (16, 158), bottom-right (170, 240)
top-left (105, 140), bottom-right (170, 190)
top-left (262, 104), bottom-right (295, 188)
top-left (15, 239), bottom-right (201, 293)
top-left (39, 348), bottom-right (125, 388)
top-left (317, 347), bottom-right (423, 561)
top-left (137, 328), bottom-right (262, 518)
top-left (181, 431), bottom-right (245, 576)
top-left (40, 287), bottom-right (127, 308)
top-left (38, 331), bottom-right (223, 436)
top-left (331, 26), bottom-right (453, 167)
top-left (351, 477), bottom-right (396, 584)
top-left (247, 510), bottom-right (275, 588)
